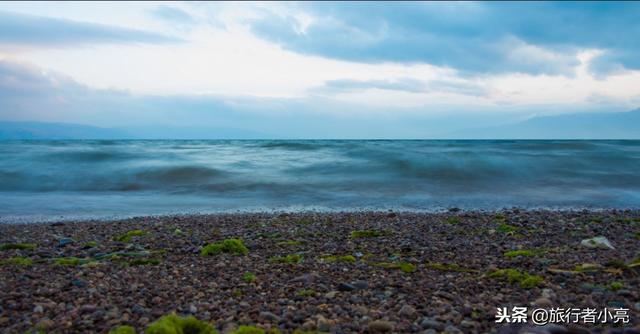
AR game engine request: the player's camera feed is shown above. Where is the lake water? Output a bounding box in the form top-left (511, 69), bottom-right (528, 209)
top-left (1, 140), bottom-right (639, 222)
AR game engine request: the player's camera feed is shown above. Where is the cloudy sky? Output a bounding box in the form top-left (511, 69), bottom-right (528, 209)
top-left (1, 1), bottom-right (639, 138)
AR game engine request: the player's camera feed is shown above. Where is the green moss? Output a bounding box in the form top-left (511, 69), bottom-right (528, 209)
top-left (373, 261), bottom-right (416, 273)
top-left (488, 269), bottom-right (543, 289)
top-left (243, 272), bottom-right (256, 283)
top-left (54, 257), bottom-right (82, 266)
top-left (319, 255), bottom-right (356, 263)
top-left (231, 326), bottom-right (265, 334)
top-left (0, 256), bottom-right (33, 266)
top-left (201, 239), bottom-right (248, 256)
top-left (494, 213), bottom-right (507, 221)
top-left (350, 229), bottom-right (390, 238)
top-left (269, 254), bottom-right (302, 264)
top-left (424, 261), bottom-right (475, 272)
top-left (231, 289), bottom-right (243, 298)
top-left (496, 223), bottom-right (518, 233)
top-left (0, 243), bottom-right (37, 251)
top-left (573, 263), bottom-right (601, 272)
top-left (146, 314), bottom-right (217, 334)
top-left (296, 289), bottom-right (316, 297)
top-left (84, 241), bottom-right (98, 248)
top-left (114, 230), bottom-right (147, 243)
top-left (128, 258), bottom-right (161, 266)
top-left (635, 232), bottom-right (640, 240)
top-left (504, 249), bottom-right (545, 258)
top-left (109, 325), bottom-right (136, 334)
top-left (609, 281), bottom-right (624, 291)
top-left (276, 240), bottom-right (303, 246)
top-left (444, 217), bottom-right (461, 225)
top-left (295, 219), bottom-right (313, 226)
top-left (255, 232), bottom-right (281, 239)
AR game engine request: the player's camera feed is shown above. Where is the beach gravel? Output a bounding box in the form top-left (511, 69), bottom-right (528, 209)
top-left (0, 210), bottom-right (639, 333)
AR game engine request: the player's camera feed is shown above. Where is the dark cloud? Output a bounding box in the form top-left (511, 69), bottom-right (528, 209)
top-left (248, 2), bottom-right (640, 76)
top-left (0, 10), bottom-right (181, 50)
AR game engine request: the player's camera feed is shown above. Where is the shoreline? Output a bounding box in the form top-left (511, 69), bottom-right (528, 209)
top-left (1, 210), bottom-right (639, 333)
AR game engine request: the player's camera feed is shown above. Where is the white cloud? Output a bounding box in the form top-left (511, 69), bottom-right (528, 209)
top-left (0, 1), bottom-right (639, 115)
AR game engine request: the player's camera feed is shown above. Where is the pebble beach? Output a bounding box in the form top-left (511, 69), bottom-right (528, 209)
top-left (1, 210), bottom-right (639, 333)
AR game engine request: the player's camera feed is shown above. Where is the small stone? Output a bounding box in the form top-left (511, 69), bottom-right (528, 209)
top-left (338, 283), bottom-right (356, 291)
top-left (368, 320), bottom-right (394, 333)
top-left (71, 279), bottom-right (87, 288)
top-left (317, 316), bottom-right (332, 332)
top-left (302, 320), bottom-right (315, 331)
top-left (420, 318), bottom-right (444, 331)
top-left (324, 291), bottom-right (337, 299)
top-left (80, 305), bottom-right (97, 314)
top-left (352, 280), bottom-right (369, 290)
top-left (33, 305), bottom-right (44, 314)
top-left (443, 325), bottom-right (463, 334)
top-left (580, 236), bottom-right (614, 250)
top-left (534, 297), bottom-right (553, 308)
top-left (57, 238), bottom-right (74, 247)
top-left (189, 305), bottom-right (198, 314)
top-left (132, 305), bottom-right (147, 315)
top-left (399, 305), bottom-right (416, 317)
top-left (260, 311), bottom-right (281, 322)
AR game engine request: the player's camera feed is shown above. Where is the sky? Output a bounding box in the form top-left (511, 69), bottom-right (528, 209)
top-left (0, 1), bottom-right (639, 138)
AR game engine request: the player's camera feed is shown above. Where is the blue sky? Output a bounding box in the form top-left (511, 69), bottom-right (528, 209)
top-left (0, 1), bottom-right (639, 137)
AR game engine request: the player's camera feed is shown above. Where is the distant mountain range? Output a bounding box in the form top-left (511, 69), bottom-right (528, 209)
top-left (444, 108), bottom-right (640, 139)
top-left (1, 108), bottom-right (639, 139)
top-left (0, 122), bottom-right (272, 140)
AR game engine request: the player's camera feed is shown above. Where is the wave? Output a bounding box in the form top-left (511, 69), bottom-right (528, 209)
top-left (1, 140), bottom-right (640, 217)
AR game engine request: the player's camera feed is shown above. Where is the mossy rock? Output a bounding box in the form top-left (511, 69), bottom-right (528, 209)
top-left (319, 255), bottom-right (356, 263)
top-left (242, 272), bottom-right (256, 283)
top-left (269, 254), bottom-right (303, 264)
top-left (109, 325), bottom-right (136, 334)
top-left (114, 230), bottom-right (147, 243)
top-left (54, 257), bottom-right (83, 266)
top-left (372, 261), bottom-right (416, 273)
top-left (444, 217), bottom-right (461, 225)
top-left (488, 268), bottom-right (543, 288)
top-left (496, 223), bottom-right (518, 233)
top-left (0, 243), bottom-right (37, 251)
top-left (296, 289), bottom-right (316, 297)
top-left (231, 326), bottom-right (282, 334)
top-left (0, 256), bottom-right (33, 266)
top-left (609, 281), bottom-right (624, 291)
top-left (424, 261), bottom-right (475, 272)
top-left (350, 230), bottom-right (390, 238)
top-left (84, 241), bottom-right (99, 248)
top-left (128, 258), bottom-right (161, 266)
top-left (146, 314), bottom-right (217, 334)
top-left (504, 249), bottom-right (545, 258)
top-left (201, 239), bottom-right (248, 256)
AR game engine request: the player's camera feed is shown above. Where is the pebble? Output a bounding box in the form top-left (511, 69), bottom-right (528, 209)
top-left (260, 311), bottom-right (281, 322)
top-left (324, 291), bottom-right (337, 299)
top-left (420, 317), bottom-right (444, 331)
top-left (57, 238), bottom-right (74, 247)
top-left (33, 305), bottom-right (44, 314)
top-left (368, 320), bottom-right (394, 333)
top-left (352, 280), bottom-right (369, 290)
top-left (338, 283), bottom-right (356, 291)
top-left (398, 304), bottom-right (416, 317)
